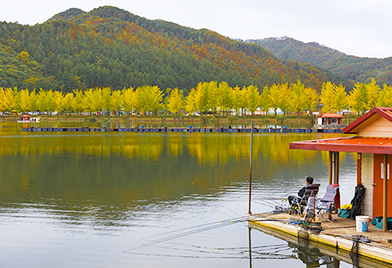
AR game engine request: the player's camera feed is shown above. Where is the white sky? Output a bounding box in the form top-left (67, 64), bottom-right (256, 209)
top-left (1, 0), bottom-right (392, 58)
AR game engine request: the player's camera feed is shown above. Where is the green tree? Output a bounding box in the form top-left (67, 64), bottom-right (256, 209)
top-left (0, 88), bottom-right (17, 112)
top-left (110, 90), bottom-right (123, 114)
top-left (268, 84), bottom-right (280, 115)
top-left (290, 80), bottom-right (305, 114)
top-left (53, 90), bottom-right (64, 114)
top-left (245, 85), bottom-right (260, 115)
top-left (278, 83), bottom-right (291, 115)
top-left (333, 84), bottom-right (348, 113)
top-left (377, 84), bottom-right (392, 107)
top-left (166, 88), bottom-right (184, 115)
top-left (230, 86), bottom-right (242, 115)
top-left (349, 82), bottom-right (368, 114)
top-left (63, 92), bottom-right (74, 115)
top-left (365, 78), bottom-right (380, 110)
top-left (303, 86), bottom-right (319, 115)
top-left (19, 89), bottom-right (32, 113)
top-left (72, 89), bottom-right (84, 114)
top-left (320, 82), bottom-right (335, 113)
top-left (185, 87), bottom-right (197, 115)
top-left (102, 87), bottom-right (112, 115)
top-left (192, 82), bottom-right (210, 114)
top-left (148, 85), bottom-right (164, 114)
top-left (122, 87), bottom-right (138, 114)
top-left (259, 86), bottom-right (270, 114)
top-left (217, 81), bottom-right (232, 116)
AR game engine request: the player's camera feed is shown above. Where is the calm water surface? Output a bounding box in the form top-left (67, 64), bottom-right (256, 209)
top-left (0, 122), bottom-right (375, 267)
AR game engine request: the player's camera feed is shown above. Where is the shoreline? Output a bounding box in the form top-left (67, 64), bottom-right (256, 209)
top-left (1, 114), bottom-right (322, 127)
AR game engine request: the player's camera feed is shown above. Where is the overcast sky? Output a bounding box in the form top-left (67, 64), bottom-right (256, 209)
top-left (2, 0), bottom-right (392, 58)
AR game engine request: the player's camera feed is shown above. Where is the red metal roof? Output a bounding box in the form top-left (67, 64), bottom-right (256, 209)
top-left (318, 113), bottom-right (345, 118)
top-left (290, 136), bottom-right (392, 154)
top-left (343, 107), bottom-right (392, 134)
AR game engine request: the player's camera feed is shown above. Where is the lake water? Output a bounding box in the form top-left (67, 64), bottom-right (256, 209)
top-left (0, 122), bottom-right (375, 267)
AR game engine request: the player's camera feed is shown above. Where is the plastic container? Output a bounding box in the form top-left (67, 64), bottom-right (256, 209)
top-left (362, 221), bottom-right (369, 232)
top-left (356, 216), bottom-right (370, 232)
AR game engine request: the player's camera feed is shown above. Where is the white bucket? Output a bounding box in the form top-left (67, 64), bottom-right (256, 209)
top-left (356, 216), bottom-right (370, 232)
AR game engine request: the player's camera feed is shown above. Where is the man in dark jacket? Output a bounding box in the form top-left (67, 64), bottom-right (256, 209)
top-left (288, 176), bottom-right (314, 205)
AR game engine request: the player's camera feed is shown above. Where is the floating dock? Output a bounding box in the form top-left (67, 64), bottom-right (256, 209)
top-left (249, 213), bottom-right (392, 265)
top-left (22, 127), bottom-right (343, 133)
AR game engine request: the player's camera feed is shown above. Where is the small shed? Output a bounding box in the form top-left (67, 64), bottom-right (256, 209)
top-left (17, 114), bottom-right (40, 123)
top-left (316, 113), bottom-right (347, 128)
top-left (19, 114), bottom-right (31, 122)
top-left (290, 107), bottom-right (392, 232)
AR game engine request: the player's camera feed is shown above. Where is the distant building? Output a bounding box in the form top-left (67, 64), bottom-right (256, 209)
top-left (316, 113), bottom-right (347, 129)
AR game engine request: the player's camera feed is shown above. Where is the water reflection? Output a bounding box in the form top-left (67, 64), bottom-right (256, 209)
top-left (249, 223), bottom-right (392, 268)
top-left (0, 123), bottom-right (373, 267)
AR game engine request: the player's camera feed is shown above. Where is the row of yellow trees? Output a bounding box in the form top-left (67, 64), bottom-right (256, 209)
top-left (0, 79), bottom-right (391, 115)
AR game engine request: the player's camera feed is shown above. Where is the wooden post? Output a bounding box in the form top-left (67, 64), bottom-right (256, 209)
top-left (248, 122), bottom-right (254, 215)
top-left (383, 154), bottom-right (388, 232)
top-left (248, 227), bottom-right (252, 268)
top-left (329, 152), bottom-right (333, 185)
top-left (334, 152), bottom-right (339, 185)
top-left (357, 153), bottom-right (362, 185)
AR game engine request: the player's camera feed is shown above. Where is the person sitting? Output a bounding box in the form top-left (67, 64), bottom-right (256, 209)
top-left (288, 176), bottom-right (314, 205)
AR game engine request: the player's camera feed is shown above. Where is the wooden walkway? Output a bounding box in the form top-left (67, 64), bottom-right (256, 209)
top-left (22, 127), bottom-right (343, 133)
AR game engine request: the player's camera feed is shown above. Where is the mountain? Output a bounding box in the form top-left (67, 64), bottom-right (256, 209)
top-left (248, 36), bottom-right (392, 85)
top-left (48, 8), bottom-right (86, 21)
top-left (0, 6), bottom-right (350, 93)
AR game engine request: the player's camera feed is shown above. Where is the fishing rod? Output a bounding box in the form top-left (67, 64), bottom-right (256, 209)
top-left (257, 197), bottom-right (287, 207)
top-left (253, 200), bottom-right (287, 212)
top-left (253, 200), bottom-right (279, 208)
top-left (334, 234), bottom-right (381, 244)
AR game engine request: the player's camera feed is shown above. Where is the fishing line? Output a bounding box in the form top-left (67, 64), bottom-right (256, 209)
top-left (142, 243), bottom-right (291, 257)
top-left (125, 218), bottom-right (287, 253)
top-left (254, 200), bottom-right (281, 208)
top-left (253, 200), bottom-right (275, 208)
top-left (125, 251), bottom-right (293, 260)
top-left (161, 241), bottom-right (287, 251)
top-left (218, 203), bottom-right (244, 217)
top-left (141, 215), bottom-right (247, 240)
top-left (261, 199), bottom-right (286, 208)
top-left (233, 199), bottom-right (248, 212)
top-left (141, 219), bottom-right (242, 245)
top-left (124, 216), bottom-right (248, 253)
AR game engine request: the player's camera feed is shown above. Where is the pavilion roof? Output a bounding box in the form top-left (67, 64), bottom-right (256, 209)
top-left (343, 107), bottom-right (392, 134)
top-left (290, 136), bottom-right (392, 154)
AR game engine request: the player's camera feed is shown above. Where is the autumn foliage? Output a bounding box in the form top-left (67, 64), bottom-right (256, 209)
top-left (0, 6), bottom-right (348, 93)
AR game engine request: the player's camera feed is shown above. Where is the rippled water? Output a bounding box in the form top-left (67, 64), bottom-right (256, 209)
top-left (0, 122), bottom-right (372, 267)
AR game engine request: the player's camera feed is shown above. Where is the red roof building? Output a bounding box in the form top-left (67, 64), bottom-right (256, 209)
top-left (291, 107), bottom-right (392, 231)
top-left (316, 113), bottom-right (347, 128)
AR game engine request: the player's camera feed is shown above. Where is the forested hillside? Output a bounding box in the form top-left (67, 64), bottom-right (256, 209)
top-left (249, 37), bottom-right (392, 85)
top-left (0, 6), bottom-right (348, 93)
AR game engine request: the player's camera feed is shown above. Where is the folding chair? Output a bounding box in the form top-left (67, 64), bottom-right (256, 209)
top-left (299, 184), bottom-right (320, 207)
top-left (306, 184), bottom-right (339, 222)
top-left (291, 184), bottom-right (320, 215)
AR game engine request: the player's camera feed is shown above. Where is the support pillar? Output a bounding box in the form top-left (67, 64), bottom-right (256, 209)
top-left (334, 152), bottom-right (339, 185)
top-left (357, 153), bottom-right (362, 185)
top-left (335, 152), bottom-right (341, 209)
top-left (329, 152), bottom-right (333, 185)
top-left (383, 154), bottom-right (388, 232)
